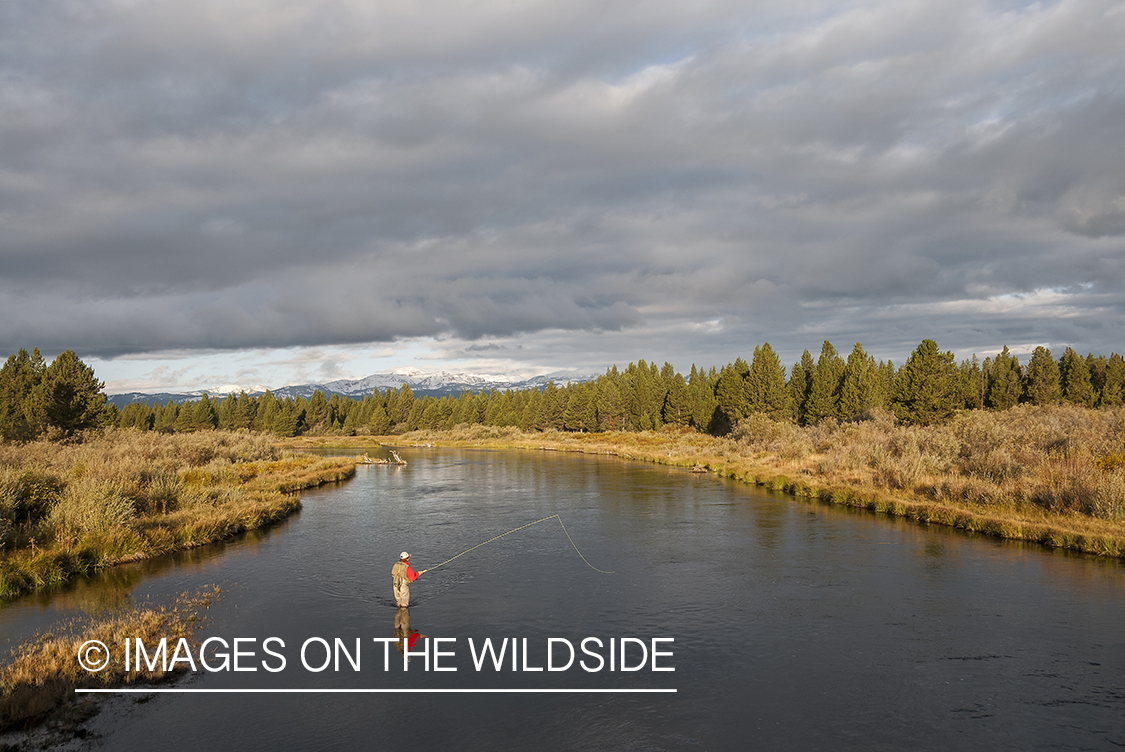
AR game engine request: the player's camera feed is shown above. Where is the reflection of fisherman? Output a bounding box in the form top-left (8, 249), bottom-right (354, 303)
top-left (391, 551), bottom-right (426, 607)
top-left (394, 606), bottom-right (424, 658)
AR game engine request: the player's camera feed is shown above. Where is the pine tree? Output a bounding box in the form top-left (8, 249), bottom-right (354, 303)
top-left (450, 391), bottom-right (471, 426)
top-left (806, 341), bottom-right (844, 423)
top-left (627, 360), bottom-right (658, 430)
top-left (118, 401), bottom-right (154, 430)
top-left (484, 388), bottom-right (504, 425)
top-left (688, 365), bottom-right (716, 431)
top-left (1087, 354), bottom-right (1108, 405)
top-left (272, 402), bottom-right (301, 437)
top-left (154, 400), bottom-right (178, 433)
top-left (986, 347), bottom-right (1021, 411)
top-left (306, 391), bottom-right (330, 431)
top-left (173, 400), bottom-right (197, 432)
top-left (101, 403), bottom-right (120, 430)
top-left (404, 398), bottom-right (426, 431)
top-left (564, 384), bottom-right (590, 431)
top-left (419, 399), bottom-right (443, 430)
top-left (596, 379), bottom-right (623, 431)
top-left (342, 404), bottom-right (360, 435)
top-left (383, 389), bottom-right (399, 427)
top-left (745, 343), bottom-right (791, 421)
top-left (960, 355), bottom-right (985, 410)
top-left (787, 358), bottom-right (808, 425)
top-left (714, 358), bottom-right (750, 430)
top-left (838, 343), bottom-right (879, 419)
top-left (877, 360), bottom-right (896, 409)
top-left (254, 391), bottom-right (278, 432)
top-left (27, 350), bottom-right (107, 438)
top-left (193, 395), bottom-right (218, 430)
top-left (893, 339), bottom-right (962, 425)
top-left (471, 392), bottom-right (490, 425)
top-left (544, 381), bottom-right (568, 430)
top-left (521, 388), bottom-right (544, 431)
top-left (1022, 346), bottom-right (1061, 405)
top-left (0, 348), bottom-right (46, 441)
top-left (583, 382), bottom-right (601, 430)
top-left (1059, 347), bottom-right (1094, 407)
top-left (215, 394), bottom-right (235, 430)
top-left (442, 395), bottom-right (460, 429)
top-left (327, 394), bottom-right (344, 430)
top-left (369, 404), bottom-right (390, 435)
top-left (1101, 354), bottom-right (1125, 406)
top-left (661, 373), bottom-right (691, 427)
top-left (391, 385), bottom-right (414, 427)
top-left (795, 350), bottom-right (816, 424)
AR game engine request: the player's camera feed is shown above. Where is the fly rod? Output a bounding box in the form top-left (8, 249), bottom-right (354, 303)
top-left (419, 515), bottom-right (614, 575)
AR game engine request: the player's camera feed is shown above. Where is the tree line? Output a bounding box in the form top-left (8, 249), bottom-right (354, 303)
top-left (3, 339), bottom-right (1125, 442)
top-left (0, 349), bottom-right (108, 441)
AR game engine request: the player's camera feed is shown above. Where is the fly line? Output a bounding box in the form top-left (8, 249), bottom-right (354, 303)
top-left (421, 515), bottom-right (614, 575)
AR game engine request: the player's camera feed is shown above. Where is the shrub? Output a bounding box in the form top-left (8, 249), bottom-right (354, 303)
top-left (963, 447), bottom-right (1024, 483)
top-left (139, 468), bottom-right (182, 515)
top-left (47, 478), bottom-right (135, 537)
top-left (2, 469), bottom-right (65, 524)
top-left (730, 414), bottom-right (801, 452)
top-left (0, 468), bottom-right (19, 531)
top-left (1090, 472), bottom-right (1125, 520)
top-left (1030, 455), bottom-right (1100, 514)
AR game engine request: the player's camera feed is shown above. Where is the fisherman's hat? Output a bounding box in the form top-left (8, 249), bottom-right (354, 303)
top-left (400, 551), bottom-right (410, 560)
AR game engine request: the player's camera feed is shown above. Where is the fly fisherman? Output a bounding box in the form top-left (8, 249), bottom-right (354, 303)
top-left (392, 551), bottom-right (426, 607)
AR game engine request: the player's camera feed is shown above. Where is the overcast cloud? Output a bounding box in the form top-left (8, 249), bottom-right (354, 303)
top-left (2, 0), bottom-right (1123, 391)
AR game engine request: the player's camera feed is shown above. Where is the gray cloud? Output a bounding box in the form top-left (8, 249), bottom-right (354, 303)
top-left (2, 0), bottom-right (1124, 372)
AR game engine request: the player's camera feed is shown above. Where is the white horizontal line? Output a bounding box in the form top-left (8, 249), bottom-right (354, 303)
top-left (76, 688), bottom-right (676, 694)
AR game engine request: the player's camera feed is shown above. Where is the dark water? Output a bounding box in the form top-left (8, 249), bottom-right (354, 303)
top-left (3, 447), bottom-right (1124, 750)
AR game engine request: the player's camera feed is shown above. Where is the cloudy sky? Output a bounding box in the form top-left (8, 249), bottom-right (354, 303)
top-left (2, 0), bottom-right (1123, 393)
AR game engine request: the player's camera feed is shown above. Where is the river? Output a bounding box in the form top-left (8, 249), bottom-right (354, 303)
top-left (2, 447), bottom-right (1123, 750)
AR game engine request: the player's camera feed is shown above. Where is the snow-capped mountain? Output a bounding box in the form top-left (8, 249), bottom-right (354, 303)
top-left (319, 370), bottom-right (500, 396)
top-left (108, 370), bottom-right (595, 407)
top-left (270, 369), bottom-right (592, 400)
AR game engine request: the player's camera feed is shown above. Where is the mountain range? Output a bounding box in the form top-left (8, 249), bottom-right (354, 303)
top-left (107, 369), bottom-right (594, 408)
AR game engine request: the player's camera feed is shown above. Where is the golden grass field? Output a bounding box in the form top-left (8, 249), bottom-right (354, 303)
top-left (0, 429), bottom-right (355, 600)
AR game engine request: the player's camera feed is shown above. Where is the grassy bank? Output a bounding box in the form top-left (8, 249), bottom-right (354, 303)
top-left (0, 430), bottom-right (355, 599)
top-left (286, 404), bottom-right (1125, 557)
top-left (0, 586), bottom-right (220, 734)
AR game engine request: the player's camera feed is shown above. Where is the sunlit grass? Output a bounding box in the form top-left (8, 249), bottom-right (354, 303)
top-left (0, 430), bottom-right (355, 599)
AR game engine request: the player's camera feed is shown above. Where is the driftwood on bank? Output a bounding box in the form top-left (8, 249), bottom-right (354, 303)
top-left (357, 451), bottom-right (407, 465)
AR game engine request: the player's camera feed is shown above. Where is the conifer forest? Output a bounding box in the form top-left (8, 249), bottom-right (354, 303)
top-left (4, 340), bottom-right (1122, 441)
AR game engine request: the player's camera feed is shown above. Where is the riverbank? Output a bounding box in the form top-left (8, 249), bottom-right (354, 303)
top-left (0, 430), bottom-right (355, 600)
top-left (1, 587), bottom-right (220, 735)
top-left (283, 405), bottom-right (1125, 557)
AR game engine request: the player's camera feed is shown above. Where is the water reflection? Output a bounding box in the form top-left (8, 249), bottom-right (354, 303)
top-left (19, 566), bottom-right (142, 614)
top-left (393, 606), bottom-right (424, 660)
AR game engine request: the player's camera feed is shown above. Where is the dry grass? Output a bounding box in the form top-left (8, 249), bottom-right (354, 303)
top-left (284, 405), bottom-right (1125, 557)
top-left (0, 586), bottom-right (220, 732)
top-left (0, 430), bottom-right (356, 599)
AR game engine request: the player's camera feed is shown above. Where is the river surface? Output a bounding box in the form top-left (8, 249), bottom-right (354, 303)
top-left (2, 447), bottom-right (1124, 750)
